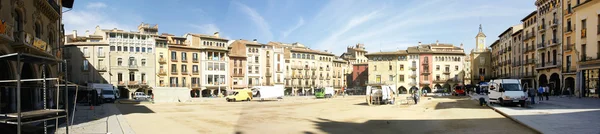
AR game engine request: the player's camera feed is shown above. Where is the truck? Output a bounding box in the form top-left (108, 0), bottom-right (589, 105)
top-left (315, 87), bottom-right (335, 98)
top-left (251, 85), bottom-right (285, 101)
top-left (365, 84), bottom-right (397, 105)
top-left (226, 89), bottom-right (253, 102)
top-left (487, 79), bottom-right (527, 107)
top-left (88, 83), bottom-right (117, 103)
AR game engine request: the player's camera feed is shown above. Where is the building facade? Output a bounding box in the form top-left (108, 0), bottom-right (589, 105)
top-left (535, 0), bottom-right (563, 94)
top-left (0, 0), bottom-right (66, 114)
top-left (64, 30), bottom-right (110, 85)
top-left (95, 23), bottom-right (157, 99)
top-left (470, 25), bottom-right (493, 85)
top-left (184, 32), bottom-right (229, 96)
top-left (521, 11), bottom-right (538, 88)
top-left (228, 40), bottom-right (249, 91)
top-left (571, 0), bottom-right (600, 97)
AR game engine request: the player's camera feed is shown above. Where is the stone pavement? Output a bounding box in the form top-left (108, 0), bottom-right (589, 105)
top-left (55, 103), bottom-right (135, 134)
top-left (471, 94), bottom-right (600, 134)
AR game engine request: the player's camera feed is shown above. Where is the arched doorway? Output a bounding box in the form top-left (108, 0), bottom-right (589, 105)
top-left (190, 89), bottom-right (200, 98)
top-left (422, 86), bottom-right (431, 93)
top-left (409, 86), bottom-right (418, 93)
top-left (285, 88), bottom-right (293, 96)
top-left (434, 84), bottom-right (442, 92)
top-left (549, 73), bottom-right (561, 95)
top-left (0, 59), bottom-right (14, 113)
top-left (201, 89), bottom-right (211, 97)
top-left (442, 83), bottom-right (451, 93)
top-left (564, 77), bottom-right (575, 95)
top-left (398, 86), bottom-right (407, 94)
top-left (538, 74), bottom-right (548, 87)
top-left (21, 63), bottom-right (37, 111)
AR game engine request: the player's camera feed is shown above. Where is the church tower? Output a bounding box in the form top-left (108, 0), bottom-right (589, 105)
top-left (475, 24), bottom-right (486, 51)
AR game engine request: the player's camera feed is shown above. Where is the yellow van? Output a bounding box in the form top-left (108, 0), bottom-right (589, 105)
top-left (226, 89), bottom-right (253, 102)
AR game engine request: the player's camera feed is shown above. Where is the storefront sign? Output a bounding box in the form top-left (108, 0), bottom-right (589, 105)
top-left (33, 37), bottom-right (48, 51)
top-left (0, 20), bottom-right (14, 39)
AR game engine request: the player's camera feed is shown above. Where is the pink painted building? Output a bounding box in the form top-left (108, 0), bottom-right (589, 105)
top-left (419, 53), bottom-right (433, 92)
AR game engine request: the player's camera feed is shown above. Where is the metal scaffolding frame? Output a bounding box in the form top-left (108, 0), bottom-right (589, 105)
top-left (0, 53), bottom-right (69, 134)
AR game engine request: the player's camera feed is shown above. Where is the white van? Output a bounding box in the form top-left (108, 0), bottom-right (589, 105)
top-left (488, 79), bottom-right (527, 107)
top-left (252, 85), bottom-right (285, 101)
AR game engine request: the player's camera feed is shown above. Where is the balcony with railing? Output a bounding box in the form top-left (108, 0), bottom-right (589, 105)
top-left (422, 60), bottom-right (429, 65)
top-left (97, 66), bottom-right (107, 72)
top-left (159, 69), bottom-right (167, 75)
top-left (564, 65), bottom-right (577, 73)
top-left (128, 81), bottom-right (139, 86)
top-left (159, 57), bottom-right (167, 64)
top-left (128, 64), bottom-right (138, 70)
top-left (433, 78), bottom-right (447, 83)
top-left (410, 73), bottom-right (417, 78)
top-left (537, 42), bottom-right (546, 49)
top-left (192, 70), bottom-right (199, 75)
top-left (443, 69), bottom-right (450, 74)
top-left (118, 81), bottom-right (125, 86)
top-left (548, 38), bottom-right (560, 47)
top-left (565, 44), bottom-right (574, 52)
top-left (11, 31), bottom-right (57, 57)
top-left (422, 69), bottom-right (431, 75)
top-left (171, 69), bottom-right (178, 75)
top-left (581, 28), bottom-right (586, 38)
top-left (564, 8), bottom-right (573, 16)
top-left (539, 24), bottom-right (546, 32)
top-left (192, 58), bottom-right (199, 63)
top-left (551, 19), bottom-right (559, 28)
top-left (579, 53), bottom-right (600, 65)
top-left (266, 71), bottom-right (272, 76)
top-left (536, 60), bottom-right (561, 69)
top-left (181, 70), bottom-right (188, 75)
top-left (410, 65), bottom-right (417, 70)
top-left (420, 80), bottom-right (430, 85)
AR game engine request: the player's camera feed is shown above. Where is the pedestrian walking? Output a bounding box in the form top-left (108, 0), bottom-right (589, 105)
top-left (413, 89), bottom-right (420, 104)
top-left (544, 85), bottom-right (550, 100)
top-left (529, 87), bottom-right (536, 105)
top-left (566, 87), bottom-right (572, 99)
top-left (538, 86), bottom-right (544, 102)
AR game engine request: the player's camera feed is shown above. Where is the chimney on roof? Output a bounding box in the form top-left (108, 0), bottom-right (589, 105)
top-left (85, 30), bottom-right (89, 36)
top-left (436, 40), bottom-right (439, 45)
top-left (418, 42), bottom-right (421, 46)
top-left (253, 39), bottom-right (257, 43)
top-left (214, 32), bottom-right (220, 38)
top-left (72, 30), bottom-right (77, 38)
top-left (460, 43), bottom-right (464, 49)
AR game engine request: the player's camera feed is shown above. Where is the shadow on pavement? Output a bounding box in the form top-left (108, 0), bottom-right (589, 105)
top-left (115, 103), bottom-right (155, 115)
top-left (308, 117), bottom-right (537, 134)
top-left (434, 99), bottom-right (489, 110)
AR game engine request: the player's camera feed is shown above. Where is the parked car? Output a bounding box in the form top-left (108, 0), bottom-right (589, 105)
top-left (134, 92), bottom-right (151, 100)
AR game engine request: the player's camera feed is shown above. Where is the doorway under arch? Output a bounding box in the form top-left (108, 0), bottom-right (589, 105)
top-left (549, 73), bottom-right (561, 95)
top-left (538, 74), bottom-right (548, 87)
top-left (564, 77), bottom-right (575, 95)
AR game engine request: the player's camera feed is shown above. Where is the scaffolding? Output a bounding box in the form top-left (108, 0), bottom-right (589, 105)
top-left (0, 53), bottom-right (70, 134)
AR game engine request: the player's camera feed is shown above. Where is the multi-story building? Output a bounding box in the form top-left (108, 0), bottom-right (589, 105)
top-left (228, 40), bottom-right (249, 90)
top-left (491, 40), bottom-right (500, 78)
top-left (497, 24), bottom-right (523, 79)
top-left (271, 42), bottom-right (336, 95)
top-left (470, 25), bottom-right (492, 85)
top-left (463, 55), bottom-right (472, 85)
top-left (154, 34), bottom-right (169, 88)
top-left (246, 40), bottom-right (262, 87)
top-left (511, 28), bottom-right (524, 79)
top-left (407, 50), bottom-right (420, 93)
top-left (572, 0), bottom-right (599, 97)
top-left (332, 58), bottom-right (347, 91)
top-left (166, 34), bottom-right (202, 96)
top-left (341, 43), bottom-right (368, 64)
top-left (64, 30), bottom-right (110, 85)
top-left (521, 11), bottom-right (538, 88)
top-left (535, 0), bottom-right (563, 94)
top-left (95, 23), bottom-right (157, 98)
top-left (0, 0), bottom-right (66, 114)
top-left (365, 50), bottom-right (413, 94)
top-left (427, 42), bottom-right (466, 92)
top-left (184, 32), bottom-right (229, 96)
top-left (263, 42), bottom-right (286, 86)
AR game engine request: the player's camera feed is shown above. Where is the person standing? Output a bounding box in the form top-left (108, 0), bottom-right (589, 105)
top-left (413, 89), bottom-right (420, 104)
top-left (529, 87), bottom-right (536, 104)
top-left (538, 86), bottom-right (544, 102)
top-left (544, 85), bottom-right (550, 100)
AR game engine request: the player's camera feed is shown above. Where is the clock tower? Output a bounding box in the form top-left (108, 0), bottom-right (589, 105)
top-left (475, 24), bottom-right (486, 51)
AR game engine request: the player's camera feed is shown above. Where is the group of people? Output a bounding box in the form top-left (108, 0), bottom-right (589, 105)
top-left (527, 85), bottom-right (551, 104)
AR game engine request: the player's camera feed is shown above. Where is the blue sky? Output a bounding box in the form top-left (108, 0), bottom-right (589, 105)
top-left (64, 0), bottom-right (536, 55)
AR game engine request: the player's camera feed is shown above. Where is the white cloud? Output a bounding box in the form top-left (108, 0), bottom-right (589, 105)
top-left (86, 2), bottom-right (107, 9)
top-left (281, 17), bottom-right (304, 39)
top-left (314, 10), bottom-right (381, 52)
top-left (63, 2), bottom-right (138, 35)
top-left (190, 24), bottom-right (221, 35)
top-left (233, 1), bottom-right (273, 41)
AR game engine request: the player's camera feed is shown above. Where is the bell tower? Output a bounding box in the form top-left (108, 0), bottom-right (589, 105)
top-left (475, 24), bottom-right (486, 51)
